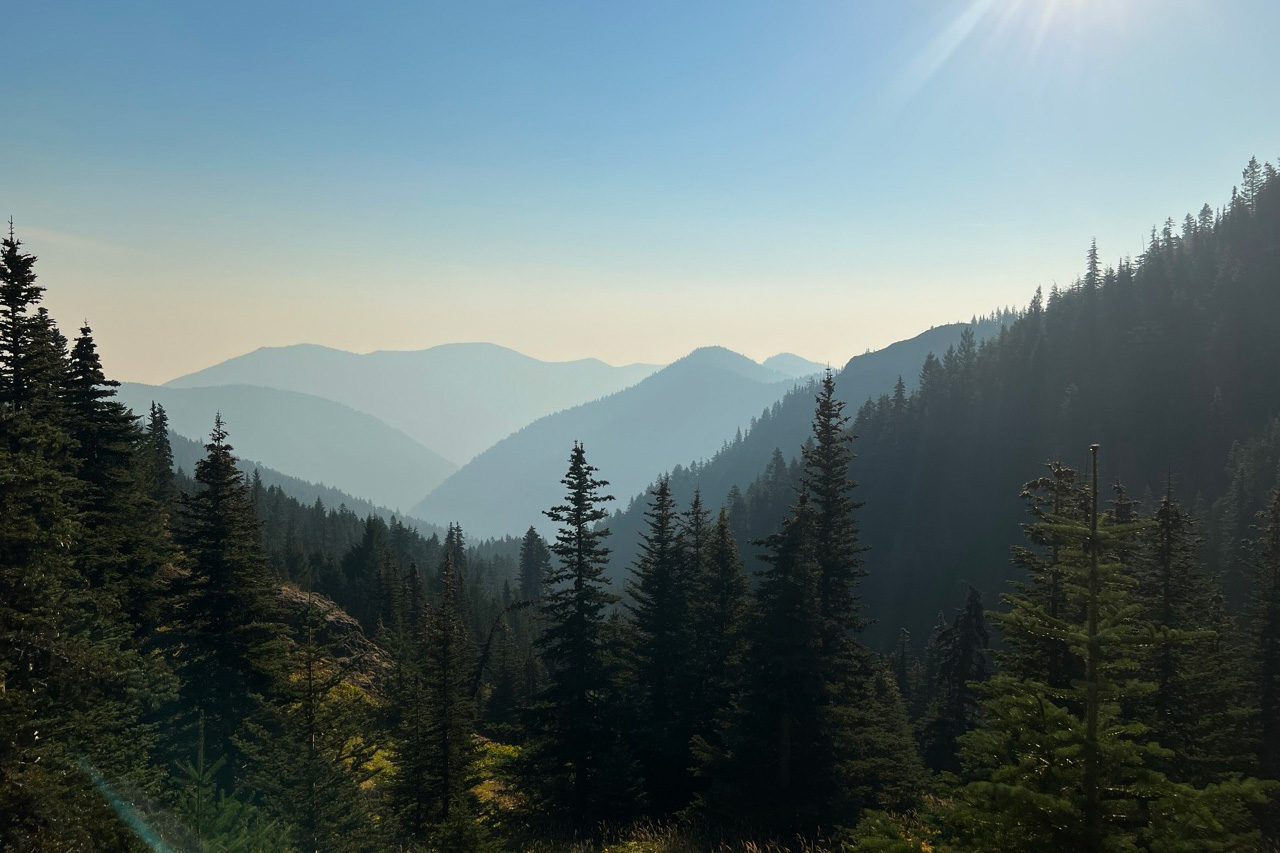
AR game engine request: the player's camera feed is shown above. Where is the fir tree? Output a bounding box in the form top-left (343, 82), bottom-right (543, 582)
top-left (687, 507), bottom-right (748, 751)
top-left (238, 590), bottom-right (378, 852)
top-left (143, 401), bottom-right (178, 507)
top-left (0, 230), bottom-right (164, 850)
top-left (171, 717), bottom-right (294, 853)
top-left (65, 324), bottom-right (172, 629)
top-left (425, 551), bottom-right (479, 824)
top-left (1249, 488), bottom-right (1280, 831)
top-left (704, 378), bottom-right (922, 834)
top-left (1004, 462), bottom-right (1088, 689)
top-left (518, 525), bottom-right (550, 603)
top-left (0, 223), bottom-right (45, 409)
top-left (528, 442), bottom-right (629, 831)
top-left (953, 447), bottom-right (1269, 851)
top-left (626, 475), bottom-right (694, 814)
top-left (1131, 489), bottom-right (1254, 785)
top-left (704, 492), bottom-right (826, 832)
top-left (890, 628), bottom-right (924, 722)
top-left (170, 416), bottom-right (289, 789)
top-left (919, 587), bottom-right (990, 775)
top-left (803, 370), bottom-right (868, 649)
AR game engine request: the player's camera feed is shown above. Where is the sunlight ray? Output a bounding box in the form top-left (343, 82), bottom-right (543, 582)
top-left (894, 0), bottom-right (999, 103)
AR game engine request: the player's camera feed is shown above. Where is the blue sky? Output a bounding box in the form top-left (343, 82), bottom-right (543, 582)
top-left (4, 0), bottom-right (1277, 382)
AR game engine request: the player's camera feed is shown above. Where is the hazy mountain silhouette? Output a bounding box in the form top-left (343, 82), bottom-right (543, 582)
top-left (411, 347), bottom-right (806, 538)
top-left (763, 352), bottom-right (826, 378)
top-left (166, 430), bottom-right (446, 538)
top-left (117, 382), bottom-right (456, 512)
top-left (165, 342), bottom-right (660, 464)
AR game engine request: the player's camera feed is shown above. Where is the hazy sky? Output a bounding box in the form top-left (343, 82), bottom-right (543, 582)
top-left (5, 0), bottom-right (1277, 383)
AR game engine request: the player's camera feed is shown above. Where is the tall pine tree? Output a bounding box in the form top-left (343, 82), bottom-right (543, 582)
top-left (527, 442), bottom-right (632, 832)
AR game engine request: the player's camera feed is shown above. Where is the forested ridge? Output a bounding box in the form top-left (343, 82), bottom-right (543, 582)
top-left (3, 158), bottom-right (1280, 851)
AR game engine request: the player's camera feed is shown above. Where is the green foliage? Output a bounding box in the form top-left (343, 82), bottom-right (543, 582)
top-left (169, 416), bottom-right (290, 788)
top-left (239, 592), bottom-right (380, 852)
top-left (527, 442), bottom-right (638, 831)
top-left (704, 377), bottom-right (922, 834)
top-left (686, 505), bottom-right (749, 773)
top-left (952, 448), bottom-right (1271, 852)
top-left (0, 226), bottom-right (168, 851)
top-left (627, 475), bottom-right (697, 814)
top-left (1247, 489), bottom-right (1280, 832)
top-left (1129, 490), bottom-right (1255, 785)
top-left (918, 587), bottom-right (990, 774)
top-left (172, 728), bottom-right (296, 853)
top-left (519, 525), bottom-right (550, 603)
top-left (845, 810), bottom-right (942, 852)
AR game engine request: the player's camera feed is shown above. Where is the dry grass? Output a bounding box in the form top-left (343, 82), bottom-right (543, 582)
top-left (516, 821), bottom-right (846, 853)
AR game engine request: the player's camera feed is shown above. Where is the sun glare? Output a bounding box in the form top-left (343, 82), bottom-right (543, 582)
top-left (897, 0), bottom-right (1152, 102)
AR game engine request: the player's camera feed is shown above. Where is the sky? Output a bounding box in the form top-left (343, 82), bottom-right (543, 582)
top-left (4, 0), bottom-right (1278, 384)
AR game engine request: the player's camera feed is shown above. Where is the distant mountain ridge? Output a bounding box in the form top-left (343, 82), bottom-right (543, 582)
top-left (116, 382), bottom-right (456, 512)
top-left (763, 352), bottom-right (826, 378)
top-left (411, 346), bottom-right (810, 538)
top-left (165, 342), bottom-right (662, 464)
top-left (166, 430), bottom-right (446, 538)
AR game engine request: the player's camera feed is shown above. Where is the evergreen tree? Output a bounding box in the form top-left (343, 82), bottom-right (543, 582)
top-left (142, 401), bottom-right (178, 507)
top-left (518, 525), bottom-right (549, 603)
top-left (1249, 488), bottom-right (1280, 833)
top-left (953, 447), bottom-right (1269, 851)
top-left (890, 375), bottom-right (908, 419)
top-left (803, 370), bottom-right (921, 820)
top-left (703, 492), bottom-right (826, 831)
top-left (65, 325), bottom-right (172, 630)
top-left (687, 507), bottom-right (748, 751)
top-left (0, 222), bottom-right (45, 409)
top-left (626, 475), bottom-right (694, 814)
top-left (0, 229), bottom-right (163, 850)
top-left (426, 551), bottom-right (480, 825)
top-left (803, 370), bottom-right (868, 650)
top-left (890, 628), bottom-right (924, 722)
top-left (704, 378), bottom-right (922, 834)
top-left (171, 717), bottom-right (295, 853)
top-left (388, 545), bottom-right (484, 845)
top-left (919, 587), bottom-right (990, 775)
top-left (170, 415), bottom-right (288, 789)
top-left (385, 619), bottom-right (433, 841)
top-left (1131, 489), bottom-right (1254, 786)
top-left (528, 442), bottom-right (629, 831)
top-left (239, 590), bottom-right (378, 852)
top-left (1004, 462), bottom-right (1088, 690)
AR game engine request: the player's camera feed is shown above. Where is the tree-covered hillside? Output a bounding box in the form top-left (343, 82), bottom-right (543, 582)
top-left (117, 381), bottom-right (457, 512)
top-left (606, 317), bottom-right (1013, 579)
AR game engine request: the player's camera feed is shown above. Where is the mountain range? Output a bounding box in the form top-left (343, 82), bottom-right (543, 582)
top-left (165, 342), bottom-right (661, 465)
top-left (411, 346), bottom-right (821, 538)
top-left (149, 342), bottom-right (833, 532)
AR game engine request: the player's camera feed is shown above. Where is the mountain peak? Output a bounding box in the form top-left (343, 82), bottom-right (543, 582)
top-left (667, 346), bottom-right (784, 382)
top-left (763, 352), bottom-right (826, 378)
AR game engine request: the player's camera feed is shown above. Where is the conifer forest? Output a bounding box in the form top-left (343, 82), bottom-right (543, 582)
top-left (4, 157), bottom-right (1280, 851)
